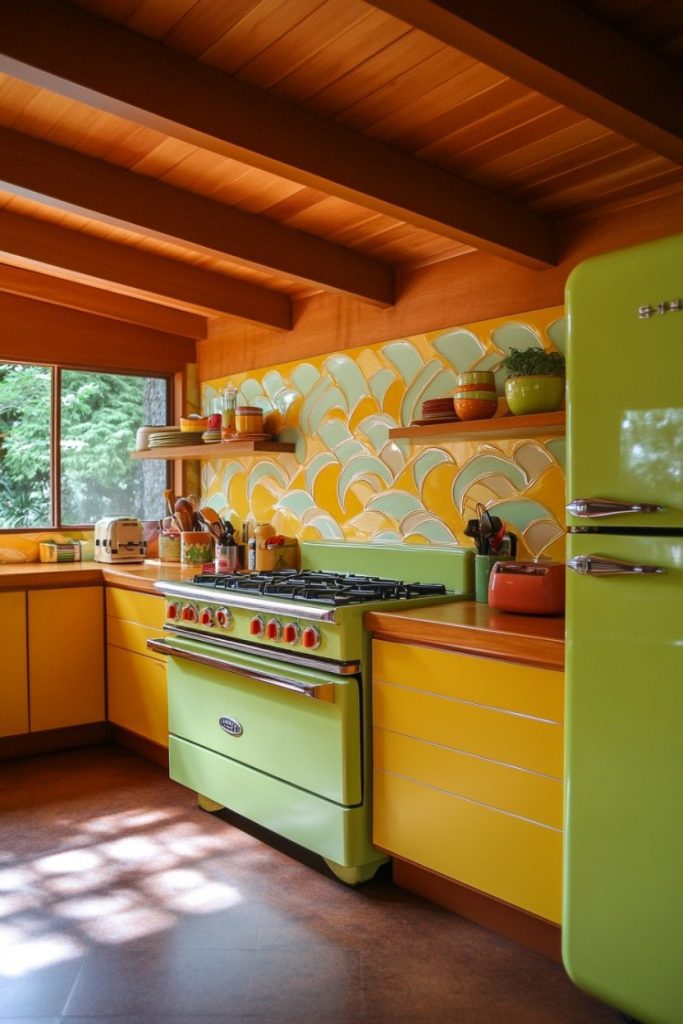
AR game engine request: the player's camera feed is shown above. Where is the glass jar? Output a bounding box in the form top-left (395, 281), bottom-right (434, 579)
top-left (221, 385), bottom-right (238, 437)
top-left (235, 406), bottom-right (263, 436)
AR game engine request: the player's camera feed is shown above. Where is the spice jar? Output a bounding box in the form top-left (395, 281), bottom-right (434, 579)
top-left (235, 406), bottom-right (263, 436)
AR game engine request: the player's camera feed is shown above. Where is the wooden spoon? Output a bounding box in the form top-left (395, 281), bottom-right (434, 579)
top-left (174, 497), bottom-right (195, 532)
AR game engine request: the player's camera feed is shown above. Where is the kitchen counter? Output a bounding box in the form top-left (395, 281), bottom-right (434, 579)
top-left (0, 560), bottom-right (197, 594)
top-left (365, 601), bottom-right (565, 668)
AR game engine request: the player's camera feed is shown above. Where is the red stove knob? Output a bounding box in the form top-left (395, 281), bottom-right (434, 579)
top-left (249, 616), bottom-right (265, 638)
top-left (181, 603), bottom-right (198, 623)
top-left (167, 602), bottom-right (180, 620)
top-left (215, 607), bottom-right (232, 630)
top-left (301, 626), bottom-right (321, 650)
top-left (265, 619), bottom-right (281, 641)
top-left (199, 607), bottom-right (214, 627)
top-left (283, 622), bottom-right (300, 645)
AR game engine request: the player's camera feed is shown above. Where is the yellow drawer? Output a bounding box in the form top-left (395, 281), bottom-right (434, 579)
top-left (372, 639), bottom-right (563, 721)
top-left (373, 727), bottom-right (563, 829)
top-left (374, 769), bottom-right (562, 923)
top-left (107, 645), bottom-right (168, 747)
top-left (373, 679), bottom-right (562, 776)
top-left (107, 615), bottom-right (165, 661)
top-left (106, 587), bottom-right (165, 629)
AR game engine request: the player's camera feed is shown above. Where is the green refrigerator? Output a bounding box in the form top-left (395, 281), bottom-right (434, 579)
top-left (564, 233), bottom-right (683, 1024)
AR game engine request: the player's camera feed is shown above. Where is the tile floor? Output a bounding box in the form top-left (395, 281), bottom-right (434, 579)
top-left (0, 745), bottom-right (622, 1024)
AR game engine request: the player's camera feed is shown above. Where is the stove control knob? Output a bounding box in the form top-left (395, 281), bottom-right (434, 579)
top-left (283, 622), bottom-right (300, 646)
top-left (301, 626), bottom-right (321, 650)
top-left (215, 607), bottom-right (232, 630)
top-left (167, 602), bottom-right (180, 621)
top-left (181, 603), bottom-right (198, 623)
top-left (249, 615), bottom-right (265, 638)
top-left (265, 618), bottom-right (282, 641)
top-left (199, 607), bottom-right (214, 627)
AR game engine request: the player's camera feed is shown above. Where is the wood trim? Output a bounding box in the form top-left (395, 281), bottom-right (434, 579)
top-left (131, 440), bottom-right (296, 460)
top-left (392, 857), bottom-right (562, 962)
top-left (389, 411), bottom-right (565, 441)
top-left (0, 0), bottom-right (555, 268)
top-left (0, 722), bottom-right (111, 761)
top-left (364, 0), bottom-right (683, 166)
top-left (0, 291), bottom-right (195, 374)
top-left (110, 725), bottom-right (169, 769)
top-left (0, 126), bottom-right (393, 309)
top-left (0, 264), bottom-right (208, 339)
top-left (0, 209), bottom-right (290, 328)
top-left (198, 187), bottom-right (683, 378)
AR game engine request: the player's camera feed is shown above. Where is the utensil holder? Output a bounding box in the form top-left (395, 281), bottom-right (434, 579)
top-left (159, 532), bottom-right (181, 562)
top-left (475, 554), bottom-right (503, 603)
top-left (180, 531), bottom-right (213, 565)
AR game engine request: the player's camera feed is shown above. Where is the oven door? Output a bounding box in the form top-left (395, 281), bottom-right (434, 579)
top-left (149, 635), bottom-right (362, 807)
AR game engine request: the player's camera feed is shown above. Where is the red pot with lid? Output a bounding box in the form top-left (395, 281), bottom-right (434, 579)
top-left (487, 560), bottom-right (565, 615)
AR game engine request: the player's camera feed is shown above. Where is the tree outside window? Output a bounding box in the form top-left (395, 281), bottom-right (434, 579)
top-left (0, 363), bottom-right (169, 529)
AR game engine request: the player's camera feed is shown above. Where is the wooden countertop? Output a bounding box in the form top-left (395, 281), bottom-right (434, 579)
top-left (365, 600), bottom-right (565, 669)
top-left (0, 560), bottom-right (197, 594)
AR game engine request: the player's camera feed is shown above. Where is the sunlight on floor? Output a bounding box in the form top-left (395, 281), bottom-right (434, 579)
top-left (0, 802), bottom-right (243, 976)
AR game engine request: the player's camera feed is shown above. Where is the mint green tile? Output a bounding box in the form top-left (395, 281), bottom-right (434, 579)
top-left (305, 452), bottom-right (338, 493)
top-left (338, 456), bottom-right (394, 506)
top-left (323, 354), bottom-right (369, 408)
top-left (433, 328), bottom-right (486, 371)
top-left (277, 426), bottom-right (307, 464)
top-left (547, 316), bottom-right (567, 355)
top-left (382, 340), bottom-right (424, 382)
top-left (452, 455), bottom-right (528, 512)
top-left (399, 359), bottom-right (444, 425)
top-left (355, 413), bottom-right (395, 451)
top-left (317, 420), bottom-right (350, 450)
top-left (366, 490), bottom-right (423, 519)
top-left (308, 384), bottom-right (348, 434)
top-left (484, 499), bottom-right (555, 531)
top-left (275, 490), bottom-right (317, 515)
top-left (546, 437), bottom-right (566, 469)
top-left (369, 368), bottom-right (398, 408)
top-left (246, 461), bottom-right (290, 502)
top-left (412, 448), bottom-right (452, 491)
top-left (291, 363), bottom-right (321, 395)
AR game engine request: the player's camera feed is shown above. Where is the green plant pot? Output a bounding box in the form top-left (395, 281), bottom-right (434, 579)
top-left (504, 375), bottom-right (565, 415)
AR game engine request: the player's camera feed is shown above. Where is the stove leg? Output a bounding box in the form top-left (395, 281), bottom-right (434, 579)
top-left (324, 858), bottom-right (385, 886)
top-left (197, 793), bottom-right (225, 813)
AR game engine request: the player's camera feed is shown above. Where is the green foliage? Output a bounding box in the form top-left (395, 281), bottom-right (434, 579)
top-left (0, 364), bottom-right (167, 528)
top-left (501, 347), bottom-right (565, 378)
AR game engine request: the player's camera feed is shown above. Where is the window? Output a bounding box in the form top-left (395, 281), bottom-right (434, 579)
top-left (0, 363), bottom-right (169, 529)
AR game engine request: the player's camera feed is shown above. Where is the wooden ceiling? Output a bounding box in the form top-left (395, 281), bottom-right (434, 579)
top-left (0, 0), bottom-right (681, 339)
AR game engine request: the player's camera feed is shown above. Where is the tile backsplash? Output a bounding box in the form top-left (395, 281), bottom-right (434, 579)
top-left (201, 306), bottom-right (567, 561)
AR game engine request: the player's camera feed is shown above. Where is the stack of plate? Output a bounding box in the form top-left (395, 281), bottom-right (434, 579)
top-left (201, 430), bottom-right (222, 443)
top-left (414, 397), bottom-right (459, 425)
top-left (147, 429), bottom-right (205, 448)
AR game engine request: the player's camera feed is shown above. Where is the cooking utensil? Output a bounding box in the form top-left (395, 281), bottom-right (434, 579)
top-left (477, 504), bottom-right (504, 555)
top-left (163, 488), bottom-right (175, 518)
top-left (174, 497), bottom-right (195, 532)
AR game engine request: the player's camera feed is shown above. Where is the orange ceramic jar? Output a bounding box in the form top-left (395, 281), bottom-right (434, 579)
top-left (234, 406), bottom-right (264, 435)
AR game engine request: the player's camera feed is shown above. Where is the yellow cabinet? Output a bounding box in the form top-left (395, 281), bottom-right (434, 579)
top-left (0, 590), bottom-right (29, 737)
top-left (372, 639), bottom-right (564, 923)
top-left (106, 587), bottom-right (167, 746)
top-left (28, 587), bottom-right (105, 732)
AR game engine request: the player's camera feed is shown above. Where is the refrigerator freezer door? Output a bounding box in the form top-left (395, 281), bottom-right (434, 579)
top-left (566, 233), bottom-right (683, 530)
top-left (564, 532), bottom-right (683, 1024)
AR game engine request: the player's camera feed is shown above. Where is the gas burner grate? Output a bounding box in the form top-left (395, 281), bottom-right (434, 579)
top-left (192, 569), bottom-right (447, 606)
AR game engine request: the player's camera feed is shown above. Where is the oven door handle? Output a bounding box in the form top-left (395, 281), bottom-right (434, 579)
top-left (147, 637), bottom-right (335, 701)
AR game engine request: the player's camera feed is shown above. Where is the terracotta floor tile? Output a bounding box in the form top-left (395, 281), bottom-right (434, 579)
top-left (0, 746), bottom-right (622, 1024)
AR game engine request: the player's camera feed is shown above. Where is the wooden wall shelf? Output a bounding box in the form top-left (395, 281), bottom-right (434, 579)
top-left (389, 411), bottom-right (565, 442)
top-left (131, 440), bottom-right (295, 460)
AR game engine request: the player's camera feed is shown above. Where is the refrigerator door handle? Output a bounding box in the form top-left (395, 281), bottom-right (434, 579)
top-left (567, 555), bottom-right (667, 576)
top-left (566, 498), bottom-right (664, 518)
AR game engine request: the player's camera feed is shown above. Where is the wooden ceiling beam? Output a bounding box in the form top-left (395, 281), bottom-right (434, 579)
top-left (0, 263), bottom-right (208, 339)
top-left (363, 0), bottom-right (683, 166)
top-left (0, 0), bottom-right (555, 269)
top-left (0, 209), bottom-right (291, 330)
top-left (0, 127), bottom-right (392, 309)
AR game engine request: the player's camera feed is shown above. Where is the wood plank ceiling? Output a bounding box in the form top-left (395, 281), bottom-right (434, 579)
top-left (0, 0), bottom-right (680, 338)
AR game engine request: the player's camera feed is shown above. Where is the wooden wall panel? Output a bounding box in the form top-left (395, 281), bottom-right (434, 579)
top-left (198, 190), bottom-right (683, 379)
top-left (0, 292), bottom-right (195, 373)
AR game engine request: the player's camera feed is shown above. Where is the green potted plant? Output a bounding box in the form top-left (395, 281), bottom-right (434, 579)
top-left (501, 347), bottom-right (565, 415)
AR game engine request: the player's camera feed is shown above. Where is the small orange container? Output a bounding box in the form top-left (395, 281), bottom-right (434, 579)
top-left (235, 406), bottom-right (264, 435)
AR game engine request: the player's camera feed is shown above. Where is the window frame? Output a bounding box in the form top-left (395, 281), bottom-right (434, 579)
top-left (0, 359), bottom-right (173, 533)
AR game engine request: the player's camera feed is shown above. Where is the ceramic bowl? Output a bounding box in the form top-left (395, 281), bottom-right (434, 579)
top-left (504, 375), bottom-right (564, 415)
top-left (453, 381), bottom-right (497, 394)
top-left (457, 371), bottom-right (496, 387)
top-left (452, 389), bottom-right (499, 400)
top-left (179, 416), bottom-right (209, 432)
top-left (453, 396), bottom-right (498, 421)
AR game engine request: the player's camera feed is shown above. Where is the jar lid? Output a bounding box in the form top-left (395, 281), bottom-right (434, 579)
top-left (236, 406), bottom-right (262, 414)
